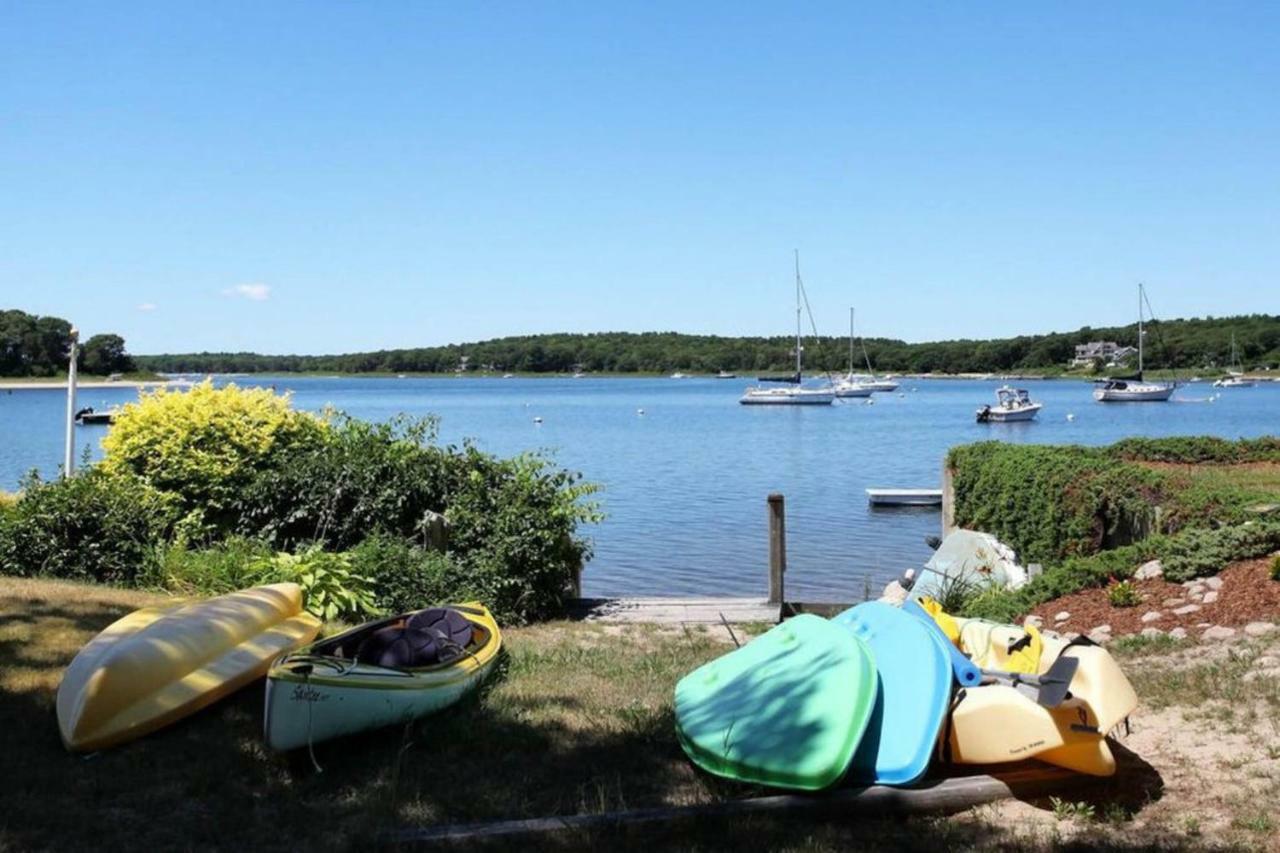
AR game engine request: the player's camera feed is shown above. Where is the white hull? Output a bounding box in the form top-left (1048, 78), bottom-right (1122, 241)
top-left (832, 381), bottom-right (873, 398)
top-left (980, 403), bottom-right (1042, 422)
top-left (1093, 384), bottom-right (1175, 402)
top-left (866, 488), bottom-right (943, 506)
top-left (740, 387), bottom-right (835, 405)
top-left (865, 380), bottom-right (899, 393)
top-left (1214, 378), bottom-right (1254, 388)
top-left (264, 661), bottom-right (489, 751)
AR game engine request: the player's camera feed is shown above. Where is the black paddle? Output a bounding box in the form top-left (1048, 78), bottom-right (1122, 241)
top-left (981, 655), bottom-right (1080, 708)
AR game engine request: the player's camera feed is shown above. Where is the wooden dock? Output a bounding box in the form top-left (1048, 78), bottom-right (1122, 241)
top-left (568, 597), bottom-right (779, 624)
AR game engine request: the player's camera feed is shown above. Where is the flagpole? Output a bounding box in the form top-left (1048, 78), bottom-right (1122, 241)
top-left (64, 327), bottom-right (79, 476)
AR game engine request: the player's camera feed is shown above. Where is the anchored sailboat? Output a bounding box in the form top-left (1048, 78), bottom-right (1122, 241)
top-left (739, 253), bottom-right (835, 406)
top-left (1214, 334), bottom-right (1254, 388)
top-left (1092, 283), bottom-right (1175, 403)
top-left (832, 308), bottom-right (874, 398)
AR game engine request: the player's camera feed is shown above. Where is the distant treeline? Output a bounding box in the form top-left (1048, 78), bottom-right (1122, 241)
top-left (1, 310), bottom-right (135, 377)
top-left (135, 314), bottom-right (1280, 376)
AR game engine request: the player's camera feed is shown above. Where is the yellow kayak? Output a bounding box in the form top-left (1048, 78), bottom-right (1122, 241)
top-left (942, 615), bottom-right (1137, 777)
top-left (57, 584), bottom-right (321, 752)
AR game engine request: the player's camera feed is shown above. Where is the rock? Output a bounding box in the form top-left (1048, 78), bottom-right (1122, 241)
top-left (1141, 611), bottom-right (1163, 623)
top-left (1140, 627), bottom-right (1165, 639)
top-left (1054, 611), bottom-right (1070, 623)
top-left (1023, 615), bottom-right (1044, 630)
top-left (879, 580), bottom-right (908, 605)
top-left (1187, 590), bottom-right (1204, 602)
top-left (1205, 576), bottom-right (1224, 591)
top-left (1182, 580), bottom-right (1204, 590)
top-left (1091, 624), bottom-right (1112, 634)
top-left (1244, 668), bottom-right (1280, 683)
top-left (1255, 655), bottom-right (1279, 667)
top-left (1196, 622), bottom-right (1212, 629)
top-left (1162, 598), bottom-right (1187, 608)
top-left (1088, 632), bottom-right (1112, 645)
top-left (1201, 625), bottom-right (1237, 641)
top-left (1244, 622), bottom-right (1278, 638)
top-left (1134, 559), bottom-right (1163, 580)
top-left (1173, 604), bottom-right (1202, 616)
top-left (1169, 627), bottom-right (1188, 640)
top-left (1202, 590), bottom-right (1219, 605)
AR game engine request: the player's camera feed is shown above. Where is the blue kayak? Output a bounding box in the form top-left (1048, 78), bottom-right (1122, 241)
top-left (832, 602), bottom-right (953, 786)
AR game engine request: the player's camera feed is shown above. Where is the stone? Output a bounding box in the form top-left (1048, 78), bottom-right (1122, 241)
top-left (1201, 625), bottom-right (1237, 641)
top-left (1090, 624), bottom-right (1112, 634)
top-left (1140, 627), bottom-right (1165, 639)
top-left (1244, 668), bottom-right (1280, 683)
top-left (1187, 590), bottom-right (1204, 602)
top-left (1204, 576), bottom-right (1224, 591)
top-left (1169, 627), bottom-right (1188, 640)
top-left (1202, 590), bottom-right (1219, 605)
top-left (1141, 610), bottom-right (1163, 623)
top-left (1023, 615), bottom-right (1044, 630)
top-left (1243, 622), bottom-right (1278, 638)
top-left (1196, 622), bottom-right (1212, 629)
top-left (1172, 604), bottom-right (1202, 616)
top-left (1054, 611), bottom-right (1070, 623)
top-left (1255, 655), bottom-right (1279, 668)
top-left (1162, 598), bottom-right (1187, 608)
top-left (1182, 580), bottom-right (1204, 590)
top-left (1134, 559), bottom-right (1164, 580)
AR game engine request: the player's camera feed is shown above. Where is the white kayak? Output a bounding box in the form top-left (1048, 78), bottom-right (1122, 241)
top-left (263, 602), bottom-right (502, 751)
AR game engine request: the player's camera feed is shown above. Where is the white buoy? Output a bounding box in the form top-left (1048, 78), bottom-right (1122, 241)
top-left (637, 408), bottom-right (645, 415)
top-left (865, 398), bottom-right (875, 406)
top-left (533, 416), bottom-right (543, 424)
top-left (1066, 413), bottom-right (1075, 421)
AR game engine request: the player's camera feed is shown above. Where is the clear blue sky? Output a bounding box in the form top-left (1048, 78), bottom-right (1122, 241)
top-left (2, 2), bottom-right (1276, 354)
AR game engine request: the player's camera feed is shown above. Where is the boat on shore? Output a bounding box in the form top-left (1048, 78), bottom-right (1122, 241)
top-left (976, 386), bottom-right (1042, 423)
top-left (1093, 283), bottom-right (1175, 403)
top-left (264, 602), bottom-right (501, 752)
top-left (740, 253), bottom-right (834, 406)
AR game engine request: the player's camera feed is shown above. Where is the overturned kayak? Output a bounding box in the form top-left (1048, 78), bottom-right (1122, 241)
top-left (264, 602), bottom-right (501, 752)
top-left (832, 602), bottom-right (952, 786)
top-left (674, 615), bottom-right (877, 791)
top-left (57, 584), bottom-right (321, 752)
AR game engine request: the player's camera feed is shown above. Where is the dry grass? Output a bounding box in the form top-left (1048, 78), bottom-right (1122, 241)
top-left (3, 576), bottom-right (1278, 851)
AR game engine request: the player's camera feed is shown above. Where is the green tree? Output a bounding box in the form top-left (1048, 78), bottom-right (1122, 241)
top-left (80, 333), bottom-right (134, 375)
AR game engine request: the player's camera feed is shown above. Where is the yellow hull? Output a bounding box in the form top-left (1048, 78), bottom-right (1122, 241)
top-left (944, 616), bottom-right (1137, 777)
top-left (57, 583), bottom-right (320, 752)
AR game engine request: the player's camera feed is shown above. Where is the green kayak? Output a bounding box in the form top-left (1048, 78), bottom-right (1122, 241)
top-left (674, 614), bottom-right (878, 790)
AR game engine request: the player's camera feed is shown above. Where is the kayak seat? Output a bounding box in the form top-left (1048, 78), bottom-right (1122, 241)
top-left (407, 608), bottom-right (474, 650)
top-left (355, 626), bottom-right (441, 668)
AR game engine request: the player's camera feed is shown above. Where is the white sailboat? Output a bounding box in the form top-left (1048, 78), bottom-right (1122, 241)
top-left (837, 309), bottom-right (898, 393)
top-left (1213, 334), bottom-right (1254, 387)
top-left (1092, 283), bottom-right (1175, 403)
top-left (832, 308), bottom-right (874, 398)
top-left (740, 253), bottom-right (835, 406)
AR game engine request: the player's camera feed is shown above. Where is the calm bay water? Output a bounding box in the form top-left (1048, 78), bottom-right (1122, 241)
top-left (3, 376), bottom-right (1278, 600)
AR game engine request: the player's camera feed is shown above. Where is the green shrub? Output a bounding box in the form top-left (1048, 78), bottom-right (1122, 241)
top-left (234, 414), bottom-right (449, 551)
top-left (1106, 579), bottom-right (1141, 608)
top-left (100, 381), bottom-right (327, 530)
top-left (1270, 555), bottom-right (1280, 581)
top-left (0, 470), bottom-right (177, 583)
top-left (143, 536), bottom-right (275, 594)
top-left (250, 547), bottom-right (380, 622)
top-left (1162, 523), bottom-right (1280, 582)
top-left (1108, 436), bottom-right (1280, 465)
top-left (0, 491), bottom-right (16, 514)
top-left (948, 442), bottom-right (1167, 563)
top-left (348, 534), bottom-right (456, 614)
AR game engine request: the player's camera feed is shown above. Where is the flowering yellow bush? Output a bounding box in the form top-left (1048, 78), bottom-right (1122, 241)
top-left (100, 381), bottom-right (327, 527)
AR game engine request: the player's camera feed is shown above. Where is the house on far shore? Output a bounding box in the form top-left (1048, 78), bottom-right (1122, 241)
top-left (1070, 341), bottom-right (1138, 368)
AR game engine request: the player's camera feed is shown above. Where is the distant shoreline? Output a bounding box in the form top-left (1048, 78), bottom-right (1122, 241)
top-left (0, 379), bottom-right (191, 391)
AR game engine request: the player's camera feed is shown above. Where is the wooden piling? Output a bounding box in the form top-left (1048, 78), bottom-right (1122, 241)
top-left (767, 493), bottom-right (786, 604)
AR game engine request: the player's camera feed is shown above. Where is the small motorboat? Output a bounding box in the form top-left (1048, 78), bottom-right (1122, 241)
top-left (263, 603), bottom-right (502, 751)
top-left (976, 386), bottom-right (1043, 423)
top-left (865, 488), bottom-right (943, 506)
top-left (57, 584), bottom-right (320, 752)
top-left (715, 370), bottom-right (737, 379)
top-left (1213, 374), bottom-right (1254, 388)
top-left (74, 406), bottom-right (119, 425)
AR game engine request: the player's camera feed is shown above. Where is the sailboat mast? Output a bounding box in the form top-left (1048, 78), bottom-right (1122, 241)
top-left (1137, 282), bottom-right (1145, 375)
top-left (794, 250), bottom-right (802, 378)
top-left (848, 307), bottom-right (854, 374)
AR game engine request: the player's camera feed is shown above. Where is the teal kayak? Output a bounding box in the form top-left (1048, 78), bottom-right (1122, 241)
top-left (674, 614), bottom-right (877, 791)
top-left (832, 602), bottom-right (952, 786)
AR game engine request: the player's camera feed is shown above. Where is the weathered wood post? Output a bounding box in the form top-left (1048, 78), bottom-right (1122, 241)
top-left (767, 493), bottom-right (786, 604)
top-left (941, 460), bottom-right (956, 537)
top-left (422, 510), bottom-right (449, 552)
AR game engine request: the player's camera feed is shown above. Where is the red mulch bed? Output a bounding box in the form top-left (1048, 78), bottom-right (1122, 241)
top-left (1027, 556), bottom-right (1280, 636)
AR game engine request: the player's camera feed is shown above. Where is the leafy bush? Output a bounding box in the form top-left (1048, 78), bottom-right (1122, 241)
top-left (1108, 436), bottom-right (1280, 465)
top-left (143, 536), bottom-right (274, 594)
top-left (1271, 555), bottom-right (1280, 582)
top-left (234, 415), bottom-right (449, 551)
top-left (948, 442), bottom-right (1167, 563)
top-left (961, 521), bottom-right (1280, 622)
top-left (1106, 579), bottom-right (1141, 608)
top-left (0, 491), bottom-right (16, 515)
top-left (0, 470), bottom-right (177, 584)
top-left (100, 381), bottom-right (327, 530)
top-left (250, 547), bottom-right (381, 622)
top-left (348, 533), bottom-right (456, 614)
